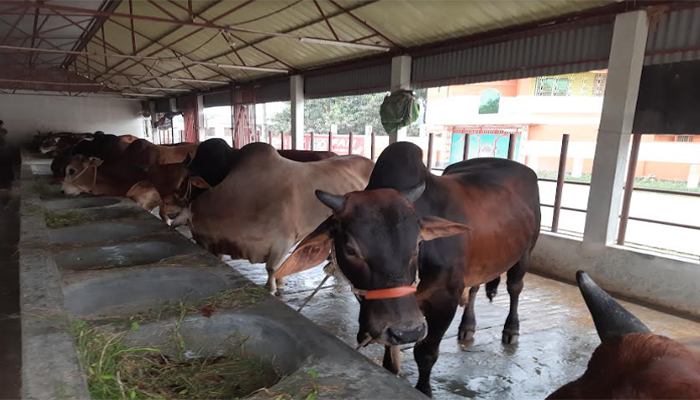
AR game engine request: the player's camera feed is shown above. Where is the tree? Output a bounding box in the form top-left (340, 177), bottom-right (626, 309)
top-left (267, 89), bottom-right (427, 136)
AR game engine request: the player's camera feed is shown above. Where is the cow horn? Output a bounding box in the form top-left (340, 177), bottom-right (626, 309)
top-left (316, 190), bottom-right (344, 213)
top-left (401, 181), bottom-right (426, 203)
top-left (576, 271), bottom-right (650, 341)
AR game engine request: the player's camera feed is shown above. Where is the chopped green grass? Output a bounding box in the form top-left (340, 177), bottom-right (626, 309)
top-left (72, 317), bottom-right (279, 400)
top-left (44, 209), bottom-right (95, 228)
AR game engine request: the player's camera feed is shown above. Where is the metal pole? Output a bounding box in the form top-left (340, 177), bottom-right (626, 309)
top-left (310, 131), bottom-right (314, 151)
top-left (427, 133), bottom-right (434, 169)
top-left (328, 131), bottom-right (332, 152)
top-left (171, 123), bottom-right (174, 144)
top-left (348, 131), bottom-right (353, 155)
top-left (268, 131), bottom-right (272, 146)
top-left (507, 133), bottom-right (516, 160)
top-left (551, 134), bottom-right (570, 233)
top-left (617, 133), bottom-right (642, 245)
top-left (370, 130), bottom-right (376, 160)
top-left (462, 133), bottom-right (470, 161)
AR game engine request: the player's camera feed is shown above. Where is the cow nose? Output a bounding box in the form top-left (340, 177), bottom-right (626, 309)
top-left (387, 323), bottom-right (427, 345)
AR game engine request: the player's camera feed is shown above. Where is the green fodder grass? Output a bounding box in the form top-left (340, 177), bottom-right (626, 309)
top-left (72, 320), bottom-right (279, 400)
top-left (44, 209), bottom-right (95, 228)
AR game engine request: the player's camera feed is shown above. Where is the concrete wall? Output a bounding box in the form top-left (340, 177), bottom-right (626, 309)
top-left (531, 232), bottom-right (700, 318)
top-left (0, 94), bottom-right (144, 143)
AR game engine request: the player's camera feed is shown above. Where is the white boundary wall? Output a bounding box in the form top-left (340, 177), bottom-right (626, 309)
top-left (0, 94), bottom-right (144, 143)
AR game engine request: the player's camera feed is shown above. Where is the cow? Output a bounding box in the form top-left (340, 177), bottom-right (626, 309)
top-left (61, 155), bottom-right (188, 222)
top-left (120, 139), bottom-right (198, 166)
top-left (175, 138), bottom-right (337, 205)
top-left (274, 142), bottom-right (541, 397)
top-left (548, 271), bottom-right (700, 399)
top-left (39, 131), bottom-right (94, 155)
top-left (172, 142), bottom-right (373, 294)
top-left (72, 132), bottom-right (138, 163)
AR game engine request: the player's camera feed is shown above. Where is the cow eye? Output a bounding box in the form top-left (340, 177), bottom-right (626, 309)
top-left (345, 245), bottom-right (358, 257)
top-left (67, 168), bottom-right (76, 176)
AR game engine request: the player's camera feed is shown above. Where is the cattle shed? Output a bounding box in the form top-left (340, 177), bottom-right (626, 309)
top-left (2, 1), bottom-right (700, 399)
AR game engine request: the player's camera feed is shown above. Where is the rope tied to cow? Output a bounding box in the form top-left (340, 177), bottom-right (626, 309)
top-left (65, 160), bottom-right (100, 193)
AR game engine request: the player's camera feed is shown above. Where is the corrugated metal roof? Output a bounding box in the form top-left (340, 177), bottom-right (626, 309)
top-left (5, 1), bottom-right (700, 98)
top-left (1, 0), bottom-right (618, 95)
top-left (645, 6), bottom-right (700, 65)
top-left (412, 20), bottom-right (615, 88)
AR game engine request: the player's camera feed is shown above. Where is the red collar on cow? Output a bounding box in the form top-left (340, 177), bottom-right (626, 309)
top-left (329, 246), bottom-right (420, 301)
top-left (355, 286), bottom-right (418, 300)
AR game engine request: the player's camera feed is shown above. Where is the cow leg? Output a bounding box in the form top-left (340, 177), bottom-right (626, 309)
top-left (457, 286), bottom-right (480, 343)
top-left (414, 294), bottom-right (459, 397)
top-left (158, 204), bottom-right (172, 225)
top-left (265, 247), bottom-right (289, 295)
top-left (382, 345), bottom-right (401, 375)
top-left (502, 254), bottom-right (528, 344)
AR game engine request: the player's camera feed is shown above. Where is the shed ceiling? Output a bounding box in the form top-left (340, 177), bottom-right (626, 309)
top-left (0, 0), bottom-right (618, 97)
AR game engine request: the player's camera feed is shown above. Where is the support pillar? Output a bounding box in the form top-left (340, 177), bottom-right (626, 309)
top-left (196, 94), bottom-right (204, 142)
top-left (389, 55), bottom-right (411, 144)
top-left (583, 11), bottom-right (648, 246)
top-left (290, 75), bottom-right (305, 150)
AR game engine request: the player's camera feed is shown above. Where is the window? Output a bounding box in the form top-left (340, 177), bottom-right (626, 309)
top-left (478, 89), bottom-right (500, 114)
top-left (535, 77), bottom-right (570, 96)
top-left (593, 73), bottom-right (607, 96)
top-left (676, 135), bottom-right (693, 143)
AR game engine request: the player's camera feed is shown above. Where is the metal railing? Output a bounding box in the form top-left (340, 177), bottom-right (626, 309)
top-left (540, 133), bottom-right (700, 245)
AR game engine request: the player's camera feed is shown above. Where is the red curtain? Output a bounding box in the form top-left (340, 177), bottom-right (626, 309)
top-left (179, 95), bottom-right (198, 143)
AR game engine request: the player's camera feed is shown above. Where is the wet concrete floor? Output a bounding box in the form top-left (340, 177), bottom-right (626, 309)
top-left (0, 145), bottom-right (21, 400)
top-left (226, 258), bottom-right (700, 399)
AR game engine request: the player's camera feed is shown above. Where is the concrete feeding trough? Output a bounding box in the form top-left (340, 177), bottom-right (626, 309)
top-left (19, 160), bottom-right (426, 400)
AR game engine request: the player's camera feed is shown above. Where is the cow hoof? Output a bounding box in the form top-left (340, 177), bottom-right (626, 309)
top-left (502, 331), bottom-right (519, 344)
top-left (457, 328), bottom-right (475, 344)
top-left (415, 383), bottom-right (433, 398)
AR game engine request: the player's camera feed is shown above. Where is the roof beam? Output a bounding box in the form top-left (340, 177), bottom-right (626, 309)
top-left (130, 0), bottom-right (381, 87)
top-left (62, 0), bottom-right (122, 68)
top-left (327, 0), bottom-right (400, 48)
top-left (313, 0), bottom-right (340, 41)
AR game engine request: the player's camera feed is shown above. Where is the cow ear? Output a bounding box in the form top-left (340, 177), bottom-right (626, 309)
top-left (274, 218), bottom-right (334, 279)
top-left (190, 176), bottom-right (211, 189)
top-left (419, 215), bottom-right (472, 241)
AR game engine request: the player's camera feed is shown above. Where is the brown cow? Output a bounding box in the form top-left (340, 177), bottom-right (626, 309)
top-left (274, 142), bottom-right (540, 396)
top-left (172, 142), bottom-right (373, 294)
top-left (61, 155), bottom-right (188, 222)
top-left (121, 139), bottom-right (198, 166)
top-left (548, 271), bottom-right (700, 399)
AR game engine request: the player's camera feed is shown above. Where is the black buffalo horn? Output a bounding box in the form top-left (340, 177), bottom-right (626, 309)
top-left (576, 270), bottom-right (650, 341)
top-left (401, 181), bottom-right (426, 204)
top-left (315, 190), bottom-right (344, 213)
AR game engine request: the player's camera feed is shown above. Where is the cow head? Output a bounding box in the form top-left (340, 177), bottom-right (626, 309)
top-left (39, 136), bottom-right (59, 154)
top-left (275, 182), bottom-right (471, 346)
top-left (61, 155), bottom-right (104, 195)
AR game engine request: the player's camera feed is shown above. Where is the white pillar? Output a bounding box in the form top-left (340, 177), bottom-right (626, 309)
top-left (196, 94), bottom-right (204, 142)
top-left (389, 55), bottom-right (412, 143)
top-left (583, 11), bottom-right (648, 246)
top-left (290, 75), bottom-right (305, 150)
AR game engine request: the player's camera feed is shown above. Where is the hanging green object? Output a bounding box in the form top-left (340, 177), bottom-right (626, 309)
top-left (380, 90), bottom-right (420, 134)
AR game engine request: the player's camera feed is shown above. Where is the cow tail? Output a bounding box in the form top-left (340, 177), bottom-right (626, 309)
top-left (485, 276), bottom-right (501, 302)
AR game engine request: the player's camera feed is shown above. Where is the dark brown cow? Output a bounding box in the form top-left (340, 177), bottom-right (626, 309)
top-left (71, 133), bottom-right (138, 162)
top-left (548, 271), bottom-right (700, 399)
top-left (61, 155), bottom-right (188, 222)
top-left (275, 142), bottom-right (540, 396)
